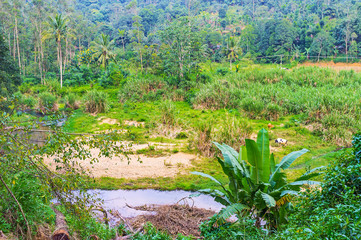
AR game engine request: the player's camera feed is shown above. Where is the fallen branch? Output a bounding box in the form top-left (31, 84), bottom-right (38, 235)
top-left (50, 204), bottom-right (70, 240)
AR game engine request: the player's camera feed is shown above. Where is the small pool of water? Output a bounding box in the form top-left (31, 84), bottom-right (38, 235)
top-left (89, 189), bottom-right (224, 218)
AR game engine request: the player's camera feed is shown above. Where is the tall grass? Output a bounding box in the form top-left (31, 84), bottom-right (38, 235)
top-left (193, 67), bottom-right (361, 145)
top-left (38, 92), bottom-right (58, 113)
top-left (64, 93), bottom-right (80, 110)
top-left (192, 115), bottom-right (252, 157)
top-left (118, 77), bottom-right (169, 102)
top-left (83, 90), bottom-right (109, 114)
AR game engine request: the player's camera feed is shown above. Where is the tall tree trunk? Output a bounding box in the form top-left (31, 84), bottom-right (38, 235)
top-left (318, 45), bottom-right (323, 62)
top-left (58, 40), bottom-right (63, 88)
top-left (15, 18), bottom-right (21, 74)
top-left (8, 31), bottom-right (11, 56)
top-left (13, 27), bottom-right (16, 60)
top-left (65, 36), bottom-right (68, 72)
top-left (345, 39), bottom-right (348, 63)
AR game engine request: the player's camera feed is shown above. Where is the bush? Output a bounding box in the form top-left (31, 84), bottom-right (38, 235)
top-left (38, 92), bottom-right (57, 113)
top-left (99, 63), bottom-right (128, 87)
top-left (0, 171), bottom-right (55, 236)
top-left (276, 134), bottom-right (361, 239)
top-left (216, 67), bottom-right (230, 76)
top-left (200, 215), bottom-right (265, 240)
top-left (83, 90), bottom-right (109, 114)
top-left (44, 79), bottom-right (61, 94)
top-left (13, 92), bottom-right (36, 110)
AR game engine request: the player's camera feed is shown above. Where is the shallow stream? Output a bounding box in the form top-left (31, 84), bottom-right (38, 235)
top-left (89, 189), bottom-right (223, 219)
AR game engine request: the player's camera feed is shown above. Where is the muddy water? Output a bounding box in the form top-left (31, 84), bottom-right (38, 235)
top-left (89, 189), bottom-right (224, 218)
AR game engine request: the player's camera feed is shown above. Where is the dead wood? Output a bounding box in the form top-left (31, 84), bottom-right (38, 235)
top-left (50, 205), bottom-right (70, 240)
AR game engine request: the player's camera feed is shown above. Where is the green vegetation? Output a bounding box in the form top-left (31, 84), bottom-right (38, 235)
top-left (193, 129), bottom-right (323, 230)
top-left (1, 0), bottom-right (361, 239)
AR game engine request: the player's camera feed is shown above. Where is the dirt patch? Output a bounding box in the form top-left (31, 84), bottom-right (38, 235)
top-left (45, 150), bottom-right (196, 179)
top-left (98, 117), bottom-right (119, 125)
top-left (129, 204), bottom-right (215, 237)
top-left (299, 61), bottom-right (361, 72)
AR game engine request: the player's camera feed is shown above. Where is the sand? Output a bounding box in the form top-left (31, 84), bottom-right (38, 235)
top-left (44, 143), bottom-right (196, 179)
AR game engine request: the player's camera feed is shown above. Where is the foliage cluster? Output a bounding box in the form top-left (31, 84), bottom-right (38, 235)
top-left (273, 134), bottom-right (361, 239)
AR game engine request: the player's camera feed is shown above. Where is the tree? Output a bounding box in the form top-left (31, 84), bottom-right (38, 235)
top-left (240, 25), bottom-right (256, 54)
top-left (310, 30), bottom-right (335, 62)
top-left (159, 17), bottom-right (207, 82)
top-left (0, 109), bottom-right (126, 239)
top-left (43, 14), bottom-right (69, 88)
top-left (91, 33), bottom-right (116, 71)
top-left (349, 40), bottom-right (358, 58)
top-left (269, 20), bottom-right (297, 60)
top-left (131, 15), bottom-right (145, 72)
top-left (118, 29), bottom-right (127, 52)
top-left (225, 36), bottom-right (242, 70)
top-left (219, 8), bottom-right (227, 19)
top-left (0, 31), bottom-right (21, 101)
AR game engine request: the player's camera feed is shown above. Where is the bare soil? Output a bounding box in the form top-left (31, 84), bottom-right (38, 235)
top-left (299, 61), bottom-right (361, 72)
top-left (44, 143), bottom-right (197, 179)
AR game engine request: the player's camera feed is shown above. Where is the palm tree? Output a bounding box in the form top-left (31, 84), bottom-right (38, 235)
top-left (225, 36), bottom-right (242, 70)
top-left (43, 14), bottom-right (68, 88)
top-left (91, 34), bottom-right (116, 71)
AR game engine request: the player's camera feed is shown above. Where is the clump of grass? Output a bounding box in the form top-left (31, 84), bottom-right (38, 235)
top-left (159, 100), bottom-right (176, 126)
top-left (65, 93), bottom-right (80, 110)
top-left (118, 77), bottom-right (168, 102)
top-left (213, 115), bottom-right (252, 151)
top-left (83, 90), bottom-right (109, 114)
top-left (175, 132), bottom-right (188, 139)
top-left (193, 120), bottom-right (214, 157)
top-left (192, 67), bottom-right (361, 145)
top-left (38, 92), bottom-right (58, 113)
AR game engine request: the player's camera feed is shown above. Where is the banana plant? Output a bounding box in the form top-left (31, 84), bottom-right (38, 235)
top-left (192, 128), bottom-right (324, 229)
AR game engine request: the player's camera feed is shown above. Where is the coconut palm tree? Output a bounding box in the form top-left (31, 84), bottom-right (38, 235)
top-left (43, 14), bottom-right (68, 88)
top-left (91, 34), bottom-right (116, 71)
top-left (225, 36), bottom-right (242, 70)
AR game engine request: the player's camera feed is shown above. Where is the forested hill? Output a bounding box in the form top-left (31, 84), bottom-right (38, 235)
top-left (0, 0), bottom-right (361, 80)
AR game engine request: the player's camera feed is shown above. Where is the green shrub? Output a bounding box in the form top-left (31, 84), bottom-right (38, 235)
top-left (14, 91), bottom-right (36, 109)
top-left (38, 92), bottom-right (57, 113)
top-left (276, 135), bottom-right (361, 239)
top-left (132, 223), bottom-right (191, 240)
top-left (175, 132), bottom-right (188, 139)
top-left (44, 78), bottom-right (61, 94)
top-left (216, 67), bottom-right (230, 76)
top-left (200, 215), bottom-right (265, 240)
top-left (0, 171), bottom-right (55, 235)
top-left (83, 90), bottom-right (109, 114)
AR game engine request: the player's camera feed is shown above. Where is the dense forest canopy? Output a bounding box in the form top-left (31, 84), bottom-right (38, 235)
top-left (0, 0), bottom-right (361, 83)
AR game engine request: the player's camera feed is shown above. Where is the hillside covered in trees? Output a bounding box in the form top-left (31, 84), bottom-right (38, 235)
top-left (1, 0), bottom-right (361, 82)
